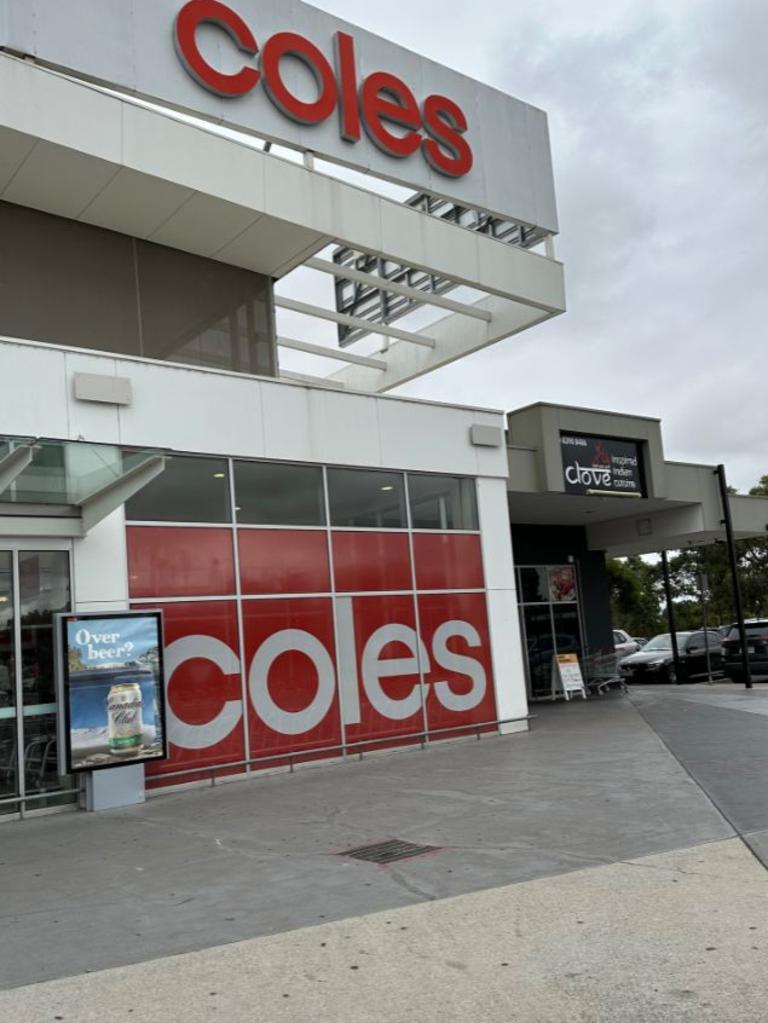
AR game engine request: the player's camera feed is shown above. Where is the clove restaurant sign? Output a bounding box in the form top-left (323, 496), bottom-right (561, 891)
top-left (560, 433), bottom-right (645, 497)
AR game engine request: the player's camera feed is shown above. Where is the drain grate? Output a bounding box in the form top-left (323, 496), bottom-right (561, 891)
top-left (341, 839), bottom-right (439, 864)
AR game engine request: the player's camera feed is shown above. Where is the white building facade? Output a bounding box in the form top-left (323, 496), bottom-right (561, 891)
top-left (0, 0), bottom-right (565, 815)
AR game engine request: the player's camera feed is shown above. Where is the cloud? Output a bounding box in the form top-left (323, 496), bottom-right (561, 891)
top-left (287, 1), bottom-right (768, 491)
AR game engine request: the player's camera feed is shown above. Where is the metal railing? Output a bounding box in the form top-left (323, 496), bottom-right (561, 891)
top-left (0, 715), bottom-right (533, 817)
top-left (148, 715), bottom-right (533, 788)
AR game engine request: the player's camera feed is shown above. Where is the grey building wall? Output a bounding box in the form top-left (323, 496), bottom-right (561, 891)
top-left (0, 201), bottom-right (276, 377)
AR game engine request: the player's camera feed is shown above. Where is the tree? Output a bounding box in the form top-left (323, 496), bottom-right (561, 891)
top-left (611, 471), bottom-right (768, 634)
top-left (606, 555), bottom-right (663, 638)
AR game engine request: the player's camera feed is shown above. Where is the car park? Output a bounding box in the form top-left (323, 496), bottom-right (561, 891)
top-left (722, 620), bottom-right (768, 682)
top-left (619, 630), bottom-right (723, 683)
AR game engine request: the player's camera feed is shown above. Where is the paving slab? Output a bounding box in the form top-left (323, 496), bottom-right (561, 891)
top-left (2, 837), bottom-right (766, 1023)
top-left (0, 695), bottom-right (733, 989)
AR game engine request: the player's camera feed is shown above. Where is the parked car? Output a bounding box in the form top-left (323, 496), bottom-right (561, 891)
top-left (613, 629), bottom-right (641, 657)
top-left (619, 630), bottom-right (723, 683)
top-left (722, 620), bottom-right (768, 682)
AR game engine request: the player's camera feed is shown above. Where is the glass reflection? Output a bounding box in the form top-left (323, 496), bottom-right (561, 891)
top-left (522, 605), bottom-right (555, 699)
top-left (327, 469), bottom-right (406, 528)
top-left (0, 552), bottom-right (16, 807)
top-left (19, 551), bottom-right (72, 799)
top-left (519, 567), bottom-right (549, 603)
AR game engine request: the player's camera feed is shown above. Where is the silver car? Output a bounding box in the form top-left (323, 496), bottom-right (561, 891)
top-left (613, 629), bottom-right (641, 657)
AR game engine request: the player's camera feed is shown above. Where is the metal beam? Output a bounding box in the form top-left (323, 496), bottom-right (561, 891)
top-left (277, 336), bottom-right (387, 370)
top-left (717, 464), bottom-right (752, 689)
top-left (330, 293), bottom-right (552, 393)
top-left (0, 444), bottom-right (35, 498)
top-left (275, 296), bottom-right (436, 349)
top-left (305, 257), bottom-right (493, 322)
top-left (660, 550), bottom-right (683, 684)
top-left (79, 456), bottom-right (166, 534)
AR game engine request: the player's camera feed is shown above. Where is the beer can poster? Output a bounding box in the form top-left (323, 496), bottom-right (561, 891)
top-left (60, 612), bottom-right (167, 772)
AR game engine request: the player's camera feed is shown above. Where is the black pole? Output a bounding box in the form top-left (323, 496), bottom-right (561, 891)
top-left (716, 464), bottom-right (752, 689)
top-left (660, 550), bottom-right (683, 684)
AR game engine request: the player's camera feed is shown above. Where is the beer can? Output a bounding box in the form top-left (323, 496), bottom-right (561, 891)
top-left (107, 682), bottom-right (143, 754)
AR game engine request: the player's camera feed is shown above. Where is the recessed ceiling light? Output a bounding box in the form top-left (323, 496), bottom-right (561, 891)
top-left (381, 485), bottom-right (394, 492)
top-left (213, 473), bottom-right (226, 479)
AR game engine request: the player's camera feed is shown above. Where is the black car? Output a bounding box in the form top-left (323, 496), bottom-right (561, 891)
top-left (722, 620), bottom-right (768, 682)
top-left (619, 631), bottom-right (723, 683)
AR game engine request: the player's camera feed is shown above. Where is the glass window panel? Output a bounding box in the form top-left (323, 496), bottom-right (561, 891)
top-left (327, 469), bottom-right (406, 529)
top-left (125, 456), bottom-right (231, 524)
top-left (408, 474), bottom-right (479, 530)
top-left (20, 552), bottom-right (71, 708)
top-left (549, 566), bottom-right (577, 602)
top-left (552, 604), bottom-right (584, 661)
top-left (0, 202), bottom-right (141, 356)
top-left (136, 241), bottom-right (276, 377)
top-left (0, 552), bottom-right (16, 806)
top-left (18, 551), bottom-right (73, 799)
top-left (23, 712), bottom-right (67, 799)
top-left (519, 566), bottom-right (549, 603)
top-left (234, 461), bottom-right (325, 526)
top-left (0, 719), bottom-right (17, 809)
top-left (0, 202), bottom-right (277, 377)
top-left (11, 441), bottom-right (68, 505)
top-left (0, 552), bottom-right (14, 713)
top-left (522, 605), bottom-right (554, 699)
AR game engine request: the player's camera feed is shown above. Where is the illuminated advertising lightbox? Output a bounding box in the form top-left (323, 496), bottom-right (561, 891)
top-left (56, 611), bottom-right (168, 773)
top-left (560, 433), bottom-right (645, 498)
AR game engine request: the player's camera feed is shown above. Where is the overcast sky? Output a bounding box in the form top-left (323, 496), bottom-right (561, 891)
top-left (288, 0), bottom-right (768, 491)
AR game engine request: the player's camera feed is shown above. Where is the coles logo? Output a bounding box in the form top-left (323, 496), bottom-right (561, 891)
top-left (173, 0), bottom-right (474, 178)
top-left (149, 594), bottom-right (495, 777)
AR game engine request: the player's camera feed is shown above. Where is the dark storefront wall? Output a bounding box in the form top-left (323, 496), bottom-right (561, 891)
top-left (512, 524), bottom-right (614, 698)
top-left (512, 524), bottom-right (613, 653)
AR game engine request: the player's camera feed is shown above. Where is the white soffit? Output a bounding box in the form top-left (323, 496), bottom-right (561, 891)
top-left (0, 55), bottom-right (566, 392)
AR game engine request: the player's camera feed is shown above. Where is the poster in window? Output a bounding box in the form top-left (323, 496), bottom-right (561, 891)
top-left (549, 566), bottom-right (577, 602)
top-left (56, 611), bottom-right (168, 773)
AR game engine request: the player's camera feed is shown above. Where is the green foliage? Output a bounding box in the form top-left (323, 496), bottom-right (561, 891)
top-left (606, 555), bottom-right (663, 638)
top-left (609, 472), bottom-right (768, 634)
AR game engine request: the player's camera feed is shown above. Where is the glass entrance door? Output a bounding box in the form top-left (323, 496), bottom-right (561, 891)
top-left (518, 564), bottom-right (586, 700)
top-left (0, 548), bottom-right (74, 817)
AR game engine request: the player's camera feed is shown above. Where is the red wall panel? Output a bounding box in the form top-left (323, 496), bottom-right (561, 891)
top-left (337, 594), bottom-right (425, 747)
top-left (332, 531), bottom-right (412, 593)
top-left (127, 527), bottom-right (235, 598)
top-left (418, 592), bottom-right (496, 733)
top-left (413, 533), bottom-right (484, 591)
top-left (143, 600), bottom-right (245, 785)
top-left (242, 597), bottom-right (342, 761)
top-left (238, 529), bottom-right (330, 595)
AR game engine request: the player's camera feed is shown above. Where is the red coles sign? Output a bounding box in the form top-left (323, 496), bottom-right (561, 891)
top-left (173, 0), bottom-right (474, 178)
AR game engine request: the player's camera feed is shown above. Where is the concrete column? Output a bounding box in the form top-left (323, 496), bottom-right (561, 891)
top-left (71, 506), bottom-right (129, 613)
top-left (476, 477), bottom-right (529, 733)
top-left (71, 506), bottom-right (144, 810)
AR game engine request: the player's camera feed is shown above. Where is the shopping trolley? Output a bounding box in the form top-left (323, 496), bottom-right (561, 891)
top-left (582, 649), bottom-right (627, 696)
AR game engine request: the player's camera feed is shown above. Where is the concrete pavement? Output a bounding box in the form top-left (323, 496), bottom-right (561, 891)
top-left (0, 693), bottom-right (733, 988)
top-left (3, 837), bottom-right (767, 1023)
top-left (3, 684), bottom-right (768, 1021)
